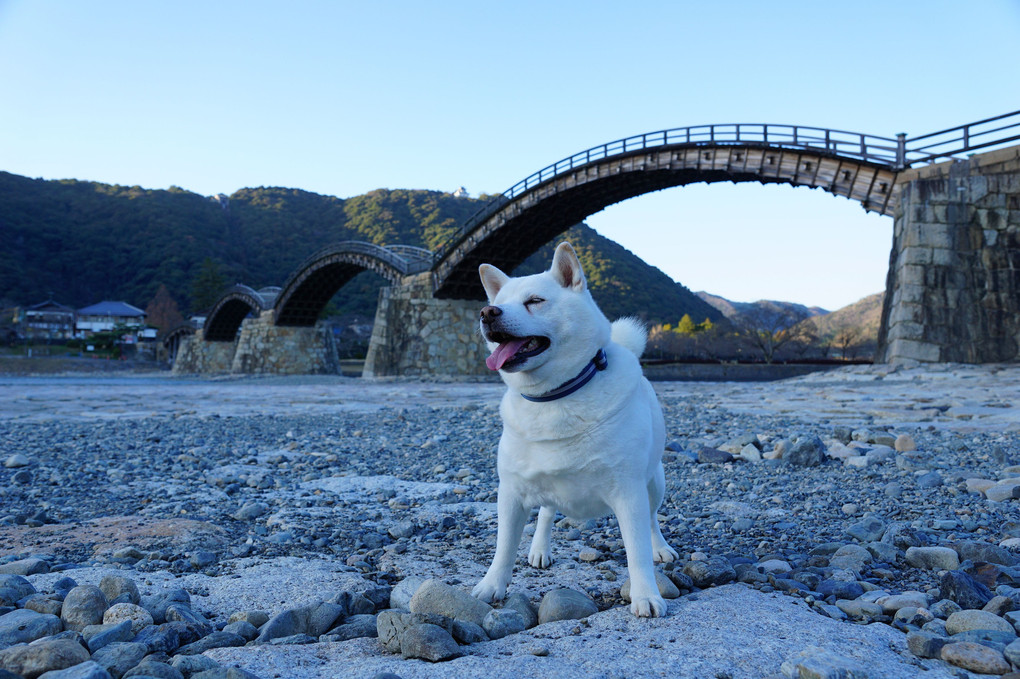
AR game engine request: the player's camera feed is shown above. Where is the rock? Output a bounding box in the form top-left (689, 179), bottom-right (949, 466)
top-left (3, 454), bottom-right (29, 468)
top-left (408, 579), bottom-right (493, 628)
top-left (882, 524), bottom-right (928, 550)
top-left (226, 610), bottom-right (269, 629)
top-left (0, 558), bottom-right (50, 576)
top-left (905, 546), bottom-right (960, 571)
top-left (697, 447), bottom-right (733, 464)
top-left (785, 436), bottom-right (826, 467)
top-left (502, 593), bottom-right (538, 629)
top-left (389, 577), bottom-right (426, 611)
top-left (780, 646), bottom-right (868, 678)
top-left (399, 623), bottom-right (461, 662)
top-left (906, 630), bottom-right (948, 659)
top-left (451, 619), bottom-right (488, 644)
top-left (164, 604), bottom-right (211, 636)
top-left (952, 629), bottom-right (1017, 649)
top-left (875, 591), bottom-right (929, 614)
top-left (61, 584), bottom-right (109, 632)
top-left (176, 631), bottom-right (246, 655)
top-left (232, 502), bottom-right (269, 520)
top-left (482, 608), bottom-right (526, 640)
top-left (929, 599), bottom-right (963, 619)
top-left (950, 540), bottom-right (1018, 567)
top-left (0, 638), bottom-right (91, 678)
top-left (169, 655), bottom-right (220, 677)
top-left (86, 620), bottom-right (134, 653)
top-left (1005, 638), bottom-right (1020, 667)
top-left (0, 574), bottom-right (37, 604)
top-left (916, 471), bottom-right (943, 488)
top-left (331, 592), bottom-right (375, 617)
top-left (577, 547), bottom-right (600, 562)
top-left (620, 572), bottom-right (680, 600)
top-left (894, 434), bottom-right (916, 452)
top-left (828, 544), bottom-right (872, 572)
top-left (98, 576), bottom-right (140, 606)
top-left (682, 556), bottom-right (736, 587)
top-left (133, 621), bottom-right (202, 655)
top-left (834, 600), bottom-right (883, 622)
top-left (537, 588), bottom-right (597, 624)
top-left (103, 603), bottom-right (153, 635)
top-left (37, 660), bottom-right (115, 678)
top-left (940, 641), bottom-right (1011, 675)
top-left (143, 588), bottom-right (190, 625)
top-left (122, 661), bottom-right (183, 679)
top-left (21, 596), bottom-right (62, 617)
top-left (941, 570), bottom-right (994, 610)
top-left (816, 580), bottom-right (864, 600)
top-left (846, 517), bottom-right (886, 543)
top-left (190, 669), bottom-right (261, 679)
top-left (322, 614), bottom-right (378, 642)
top-left (91, 641), bottom-right (147, 679)
top-left (221, 620), bottom-right (258, 642)
top-left (0, 608), bottom-right (63, 648)
top-left (945, 609), bottom-right (1017, 635)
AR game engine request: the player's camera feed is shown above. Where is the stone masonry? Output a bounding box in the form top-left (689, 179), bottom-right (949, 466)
top-left (363, 273), bottom-right (489, 377)
top-left (171, 331), bottom-right (235, 374)
top-left (879, 146), bottom-right (1020, 363)
top-left (231, 311), bottom-right (341, 374)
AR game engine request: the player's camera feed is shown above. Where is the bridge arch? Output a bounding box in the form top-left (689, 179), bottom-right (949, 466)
top-left (203, 284), bottom-right (269, 341)
top-left (274, 241), bottom-right (433, 326)
top-left (431, 123), bottom-right (907, 299)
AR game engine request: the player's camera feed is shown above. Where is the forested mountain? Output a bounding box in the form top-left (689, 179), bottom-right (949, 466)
top-left (0, 171), bottom-right (721, 326)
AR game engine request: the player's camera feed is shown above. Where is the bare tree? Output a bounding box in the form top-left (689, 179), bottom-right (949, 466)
top-left (735, 305), bottom-right (814, 363)
top-left (833, 324), bottom-right (861, 360)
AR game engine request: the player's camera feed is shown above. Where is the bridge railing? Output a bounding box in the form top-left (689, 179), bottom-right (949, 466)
top-left (291, 240), bottom-right (420, 276)
top-left (905, 110), bottom-right (1020, 165)
top-left (384, 244), bottom-right (436, 272)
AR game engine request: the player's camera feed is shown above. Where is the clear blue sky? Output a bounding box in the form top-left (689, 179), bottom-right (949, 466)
top-left (1, 1), bottom-right (1018, 310)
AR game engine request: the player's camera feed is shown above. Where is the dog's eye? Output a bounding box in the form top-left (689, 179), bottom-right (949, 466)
top-left (524, 297), bottom-right (544, 309)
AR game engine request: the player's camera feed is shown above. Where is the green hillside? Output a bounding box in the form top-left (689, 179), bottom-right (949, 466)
top-left (0, 171), bottom-right (722, 326)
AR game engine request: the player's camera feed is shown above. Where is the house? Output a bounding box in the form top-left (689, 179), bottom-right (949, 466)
top-left (24, 300), bottom-right (76, 340)
top-left (76, 301), bottom-right (157, 341)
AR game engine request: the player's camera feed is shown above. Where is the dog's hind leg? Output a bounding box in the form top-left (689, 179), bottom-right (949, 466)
top-left (528, 506), bottom-right (555, 568)
top-left (612, 491), bottom-right (667, 617)
top-left (472, 486), bottom-right (527, 603)
top-left (648, 465), bottom-right (678, 563)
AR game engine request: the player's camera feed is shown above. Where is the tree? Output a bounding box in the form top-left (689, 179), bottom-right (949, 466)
top-left (736, 306), bottom-right (815, 363)
top-left (833, 324), bottom-right (862, 360)
top-left (190, 258), bottom-right (226, 313)
top-left (145, 284), bottom-right (186, 331)
top-left (675, 314), bottom-right (697, 335)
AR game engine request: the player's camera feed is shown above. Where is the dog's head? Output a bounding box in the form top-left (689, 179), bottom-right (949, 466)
top-left (477, 242), bottom-right (610, 380)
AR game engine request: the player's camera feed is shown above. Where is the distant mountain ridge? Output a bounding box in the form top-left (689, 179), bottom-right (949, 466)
top-left (0, 171), bottom-right (722, 326)
top-left (696, 291), bottom-right (828, 325)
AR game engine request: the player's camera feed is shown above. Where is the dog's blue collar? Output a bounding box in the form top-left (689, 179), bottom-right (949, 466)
top-left (520, 349), bottom-right (608, 403)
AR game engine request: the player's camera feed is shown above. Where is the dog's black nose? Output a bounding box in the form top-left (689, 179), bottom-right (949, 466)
top-left (480, 306), bottom-right (502, 324)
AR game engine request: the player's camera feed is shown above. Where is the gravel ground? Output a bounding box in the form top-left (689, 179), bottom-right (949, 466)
top-left (1, 364), bottom-right (1019, 678)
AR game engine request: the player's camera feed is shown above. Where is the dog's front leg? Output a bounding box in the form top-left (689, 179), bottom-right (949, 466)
top-left (528, 506), bottom-right (555, 568)
top-left (612, 493), bottom-right (667, 618)
top-left (472, 485), bottom-right (527, 603)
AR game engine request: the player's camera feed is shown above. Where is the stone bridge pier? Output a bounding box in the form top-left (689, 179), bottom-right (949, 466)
top-left (363, 274), bottom-right (489, 377)
top-left (879, 147), bottom-right (1020, 363)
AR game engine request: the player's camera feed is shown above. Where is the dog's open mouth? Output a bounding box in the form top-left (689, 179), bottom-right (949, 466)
top-left (484, 333), bottom-right (551, 371)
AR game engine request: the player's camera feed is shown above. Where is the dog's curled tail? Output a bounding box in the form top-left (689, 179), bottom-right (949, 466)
top-left (610, 317), bottom-right (647, 358)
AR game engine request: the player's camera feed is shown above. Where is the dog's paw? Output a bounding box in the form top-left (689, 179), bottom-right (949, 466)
top-left (528, 546), bottom-right (553, 569)
top-left (630, 594), bottom-right (668, 618)
top-left (653, 543), bottom-right (679, 564)
top-left (471, 578), bottom-right (508, 603)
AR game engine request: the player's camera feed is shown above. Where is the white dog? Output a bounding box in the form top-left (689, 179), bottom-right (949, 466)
top-left (471, 241), bottom-right (677, 617)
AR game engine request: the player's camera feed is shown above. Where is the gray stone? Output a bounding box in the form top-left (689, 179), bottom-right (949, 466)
top-left (0, 575), bottom-right (37, 604)
top-left (408, 579), bottom-right (493, 627)
top-left (122, 661), bottom-right (183, 679)
top-left (321, 614), bottom-right (377, 642)
top-left (845, 517), bottom-right (886, 543)
top-left (537, 588), bottom-right (598, 624)
top-left (307, 602), bottom-right (346, 637)
top-left (828, 544), bottom-right (872, 572)
top-left (3, 454), bottom-right (30, 468)
top-left (103, 603), bottom-right (153, 635)
top-left (503, 593), bottom-right (538, 629)
top-left (482, 608), bottom-right (526, 639)
top-left (682, 556), bottom-right (736, 588)
top-left (389, 576), bottom-right (426, 611)
top-left (190, 669), bottom-right (261, 679)
top-left (164, 605), bottom-right (210, 635)
top-left (697, 447), bottom-right (733, 464)
top-left (330, 591), bottom-right (375, 617)
top-left (945, 608), bottom-right (1016, 635)
top-left (175, 631), bottom-right (246, 655)
top-left (232, 502), bottom-right (269, 520)
top-left (1005, 637), bottom-right (1020, 667)
top-left (99, 576), bottom-right (140, 606)
top-left (929, 599), bottom-right (962, 619)
top-left (226, 610), bottom-right (268, 629)
top-left (875, 591), bottom-right (928, 614)
top-left (950, 540), bottom-right (1018, 566)
top-left (254, 600), bottom-right (344, 644)
top-left (132, 621), bottom-right (202, 655)
top-left (168, 655), bottom-right (220, 677)
top-left (785, 436), bottom-right (827, 467)
top-left (451, 619), bottom-right (488, 644)
top-left (834, 599), bottom-right (883, 621)
top-left (143, 589), bottom-right (189, 625)
top-left (376, 609), bottom-right (408, 653)
top-left (0, 638), bottom-right (91, 678)
top-left (881, 524), bottom-right (928, 550)
top-left (906, 630), bottom-right (948, 659)
top-left (940, 570), bottom-right (994, 609)
top-left (87, 620), bottom-right (134, 653)
top-left (189, 551), bottom-right (217, 569)
top-left (399, 623), bottom-right (461, 662)
top-left (37, 660), bottom-right (114, 679)
top-left (0, 608), bottom-right (63, 649)
top-left (62, 585), bottom-right (109, 632)
top-left (0, 558), bottom-right (50, 576)
top-left (951, 629), bottom-right (1016, 649)
top-left (91, 641), bottom-right (148, 679)
top-left (23, 595), bottom-right (65, 617)
top-left (939, 641), bottom-right (1011, 675)
top-left (221, 620), bottom-right (258, 642)
top-left (905, 546), bottom-right (960, 571)
top-left (916, 471), bottom-right (943, 488)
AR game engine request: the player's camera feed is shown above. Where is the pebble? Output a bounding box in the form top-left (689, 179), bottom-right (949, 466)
top-left (60, 585), bottom-right (108, 632)
top-left (482, 608), bottom-right (526, 639)
top-left (940, 641), bottom-right (1011, 675)
top-left (620, 572), bottom-right (681, 600)
top-left (0, 638), bottom-right (90, 677)
top-left (408, 579), bottom-right (492, 628)
top-left (103, 603), bottom-right (153, 635)
top-left (537, 588), bottom-right (598, 624)
top-left (905, 546), bottom-right (960, 571)
top-left (398, 623), bottom-right (461, 662)
top-left (945, 609), bottom-right (1017, 635)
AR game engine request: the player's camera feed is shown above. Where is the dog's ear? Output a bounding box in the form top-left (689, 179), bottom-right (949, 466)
top-left (550, 242), bottom-right (586, 291)
top-left (479, 263), bottom-right (510, 301)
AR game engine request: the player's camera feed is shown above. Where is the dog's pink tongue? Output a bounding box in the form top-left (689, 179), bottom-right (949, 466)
top-left (485, 338), bottom-right (529, 371)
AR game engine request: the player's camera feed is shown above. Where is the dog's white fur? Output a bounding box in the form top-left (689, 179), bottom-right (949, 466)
top-left (472, 242), bottom-right (677, 617)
